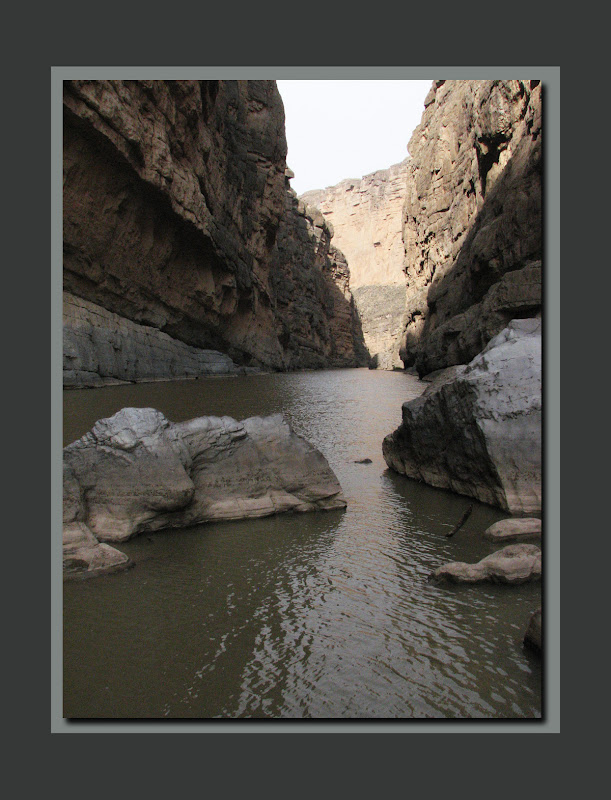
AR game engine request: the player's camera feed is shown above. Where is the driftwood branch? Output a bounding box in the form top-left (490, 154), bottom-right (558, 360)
top-left (445, 504), bottom-right (474, 538)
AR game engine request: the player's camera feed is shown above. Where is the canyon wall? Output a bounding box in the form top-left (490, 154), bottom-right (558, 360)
top-left (301, 162), bottom-right (409, 369)
top-left (63, 80), bottom-right (365, 385)
top-left (270, 193), bottom-right (368, 369)
top-left (400, 79), bottom-right (542, 376)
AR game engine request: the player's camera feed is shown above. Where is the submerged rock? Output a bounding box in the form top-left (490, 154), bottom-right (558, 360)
top-left (429, 544), bottom-right (541, 585)
top-left (484, 517), bottom-right (542, 542)
top-left (383, 318), bottom-right (541, 515)
top-left (63, 408), bottom-right (346, 575)
top-left (523, 608), bottom-right (542, 653)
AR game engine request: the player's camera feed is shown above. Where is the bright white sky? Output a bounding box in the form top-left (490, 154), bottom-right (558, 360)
top-left (276, 80), bottom-right (432, 196)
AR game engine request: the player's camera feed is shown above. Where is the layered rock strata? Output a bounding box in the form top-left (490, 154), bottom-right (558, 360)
top-left (301, 160), bottom-right (409, 289)
top-left (63, 80), bottom-right (365, 384)
top-left (63, 407), bottom-right (346, 577)
top-left (351, 285), bottom-right (406, 369)
top-left (430, 544), bottom-right (542, 585)
top-left (269, 193), bottom-right (368, 369)
top-left (401, 80), bottom-right (542, 376)
top-left (383, 319), bottom-right (541, 515)
top-left (301, 162), bottom-right (409, 370)
top-left (63, 292), bottom-right (256, 387)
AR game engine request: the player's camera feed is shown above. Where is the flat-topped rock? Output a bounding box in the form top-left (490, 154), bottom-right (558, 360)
top-left (484, 518), bottom-right (542, 542)
top-left (430, 544), bottom-right (541, 585)
top-left (63, 408), bottom-right (346, 576)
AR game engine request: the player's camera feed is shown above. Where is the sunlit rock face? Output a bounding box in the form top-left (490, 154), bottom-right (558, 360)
top-left (63, 407), bottom-right (347, 577)
top-left (63, 80), bottom-right (365, 384)
top-left (301, 162), bottom-right (409, 370)
top-left (301, 161), bottom-right (409, 290)
top-left (383, 319), bottom-right (541, 515)
top-left (400, 80), bottom-right (542, 376)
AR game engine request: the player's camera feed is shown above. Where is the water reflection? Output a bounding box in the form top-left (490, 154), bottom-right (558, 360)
top-left (63, 369), bottom-right (541, 719)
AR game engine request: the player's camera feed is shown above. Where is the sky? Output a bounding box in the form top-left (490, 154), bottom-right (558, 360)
top-left (276, 80), bottom-right (432, 196)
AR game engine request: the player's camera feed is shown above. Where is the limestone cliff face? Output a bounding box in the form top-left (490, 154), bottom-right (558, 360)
top-left (301, 161), bottom-right (409, 369)
top-left (301, 161), bottom-right (409, 289)
top-left (400, 79), bottom-right (542, 376)
top-left (63, 79), bottom-right (364, 384)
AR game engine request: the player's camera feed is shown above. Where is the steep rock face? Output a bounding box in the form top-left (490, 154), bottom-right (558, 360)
top-left (401, 80), bottom-right (542, 376)
top-left (301, 161), bottom-right (409, 289)
top-left (63, 80), bottom-right (364, 382)
top-left (301, 162), bottom-right (409, 370)
top-left (351, 285), bottom-right (406, 370)
top-left (383, 319), bottom-right (541, 515)
top-left (270, 194), bottom-right (368, 369)
top-left (63, 407), bottom-right (346, 576)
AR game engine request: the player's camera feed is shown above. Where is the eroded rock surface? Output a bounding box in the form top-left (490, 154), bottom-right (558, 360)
top-left (484, 517), bottom-right (542, 542)
top-left (63, 292), bottom-right (257, 387)
top-left (301, 162), bottom-right (409, 370)
top-left (430, 544), bottom-right (541, 585)
top-left (400, 80), bottom-right (542, 376)
top-left (383, 319), bottom-right (541, 514)
top-left (269, 194), bottom-right (368, 369)
top-left (63, 408), bottom-right (346, 576)
top-left (63, 80), bottom-right (365, 384)
top-left (301, 161), bottom-right (409, 290)
top-left (63, 522), bottom-right (133, 579)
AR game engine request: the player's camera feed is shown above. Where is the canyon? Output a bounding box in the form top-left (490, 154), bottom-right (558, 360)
top-left (63, 77), bottom-right (543, 553)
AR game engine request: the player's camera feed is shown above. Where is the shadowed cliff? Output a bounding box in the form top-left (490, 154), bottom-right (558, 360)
top-left (400, 80), bottom-right (542, 376)
top-left (63, 79), bottom-right (366, 385)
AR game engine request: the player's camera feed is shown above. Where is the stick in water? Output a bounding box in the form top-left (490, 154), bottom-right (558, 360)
top-left (446, 504), bottom-right (474, 538)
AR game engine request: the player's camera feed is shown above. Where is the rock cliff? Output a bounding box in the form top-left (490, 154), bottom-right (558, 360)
top-left (63, 80), bottom-right (365, 385)
top-left (301, 162), bottom-right (409, 370)
top-left (269, 192), bottom-right (368, 369)
top-left (400, 80), bottom-right (542, 376)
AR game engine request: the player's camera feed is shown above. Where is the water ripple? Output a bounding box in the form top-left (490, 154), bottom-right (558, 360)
top-left (63, 369), bottom-right (542, 719)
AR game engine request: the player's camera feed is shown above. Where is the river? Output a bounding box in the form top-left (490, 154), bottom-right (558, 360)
top-left (63, 368), bottom-right (542, 719)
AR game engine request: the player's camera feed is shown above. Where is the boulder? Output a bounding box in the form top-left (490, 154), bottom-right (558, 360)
top-left (484, 517), bottom-right (541, 542)
top-left (63, 522), bottom-right (133, 580)
top-left (63, 408), bottom-right (346, 559)
top-left (383, 318), bottom-right (541, 514)
top-left (523, 608), bottom-right (542, 653)
top-left (430, 544), bottom-right (541, 585)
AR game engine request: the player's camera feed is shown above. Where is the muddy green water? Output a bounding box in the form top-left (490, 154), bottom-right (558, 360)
top-left (63, 368), bottom-right (542, 719)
